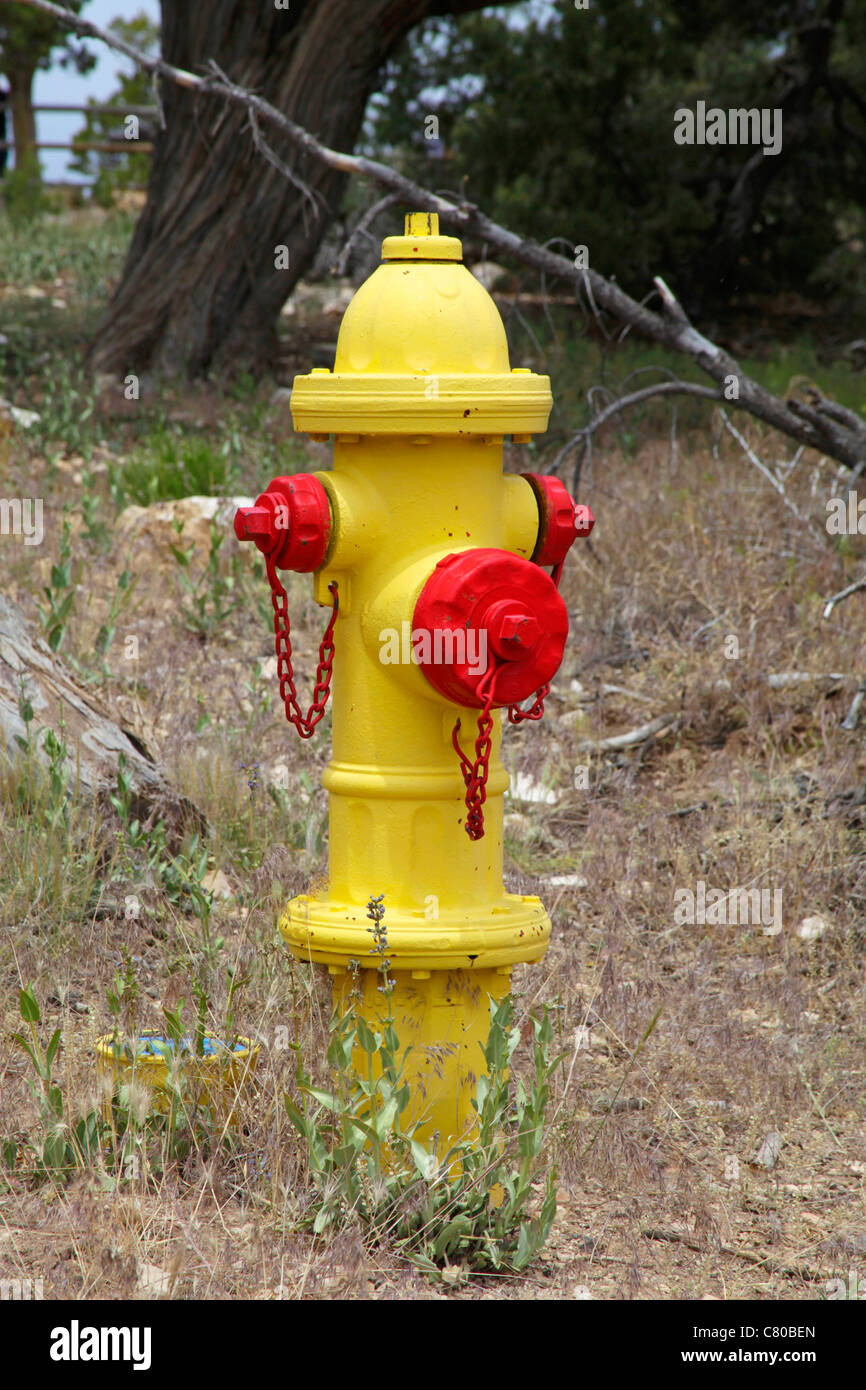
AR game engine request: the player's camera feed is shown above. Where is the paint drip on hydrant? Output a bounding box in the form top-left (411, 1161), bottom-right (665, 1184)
top-left (235, 213), bottom-right (594, 1155)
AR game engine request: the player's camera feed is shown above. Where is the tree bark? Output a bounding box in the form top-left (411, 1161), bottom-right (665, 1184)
top-left (6, 63), bottom-right (37, 167)
top-left (88, 0), bottom-right (513, 381)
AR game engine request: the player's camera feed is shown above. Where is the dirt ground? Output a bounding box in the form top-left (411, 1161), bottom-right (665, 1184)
top-left (0, 254), bottom-right (864, 1300)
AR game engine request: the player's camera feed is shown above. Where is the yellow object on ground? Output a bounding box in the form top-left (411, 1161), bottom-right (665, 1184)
top-left (95, 1033), bottom-right (259, 1130)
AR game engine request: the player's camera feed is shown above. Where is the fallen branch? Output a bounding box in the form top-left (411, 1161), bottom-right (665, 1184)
top-left (641, 1228), bottom-right (824, 1284)
top-left (576, 713), bottom-right (682, 752)
top-left (840, 680), bottom-right (866, 732)
top-left (766, 671), bottom-right (848, 688)
top-left (335, 193), bottom-right (402, 276)
top-left (823, 575), bottom-right (866, 619)
top-left (720, 408), bottom-right (819, 536)
top-left (19, 0), bottom-right (866, 477)
top-left (549, 380), bottom-right (722, 480)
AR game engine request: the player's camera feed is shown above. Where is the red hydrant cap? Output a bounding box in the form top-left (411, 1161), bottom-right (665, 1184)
top-left (234, 474), bottom-right (331, 572)
top-left (413, 548), bottom-right (569, 708)
top-left (522, 473), bottom-right (593, 565)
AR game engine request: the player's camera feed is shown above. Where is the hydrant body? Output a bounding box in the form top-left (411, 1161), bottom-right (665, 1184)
top-left (237, 214), bottom-right (592, 1154)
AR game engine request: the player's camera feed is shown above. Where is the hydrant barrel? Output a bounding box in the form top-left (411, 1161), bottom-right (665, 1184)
top-left (243, 213), bottom-right (594, 1153)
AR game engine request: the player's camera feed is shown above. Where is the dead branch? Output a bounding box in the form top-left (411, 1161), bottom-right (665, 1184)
top-left (335, 193), bottom-right (402, 277)
top-left (19, 0), bottom-right (866, 476)
top-left (720, 408), bottom-right (821, 537)
top-left (575, 713), bottom-right (682, 752)
top-left (823, 575), bottom-right (866, 619)
top-left (641, 1228), bottom-right (824, 1284)
top-left (841, 680), bottom-right (866, 732)
top-left (0, 595), bottom-right (203, 836)
top-left (549, 380), bottom-right (722, 478)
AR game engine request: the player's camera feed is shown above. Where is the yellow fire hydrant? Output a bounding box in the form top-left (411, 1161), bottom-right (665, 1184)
top-left (235, 213), bottom-right (593, 1156)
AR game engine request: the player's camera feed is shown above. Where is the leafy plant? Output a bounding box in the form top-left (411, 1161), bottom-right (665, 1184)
top-left (37, 510), bottom-right (75, 653)
top-left (284, 895), bottom-right (563, 1276)
top-left (0, 151), bottom-right (48, 225)
top-left (171, 518), bottom-right (240, 641)
top-left (5, 985), bottom-right (102, 1182)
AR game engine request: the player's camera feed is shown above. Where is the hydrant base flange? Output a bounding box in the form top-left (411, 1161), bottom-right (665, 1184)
top-left (280, 892), bottom-right (550, 971)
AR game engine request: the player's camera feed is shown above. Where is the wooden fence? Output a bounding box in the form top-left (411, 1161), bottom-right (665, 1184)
top-left (0, 105), bottom-right (158, 160)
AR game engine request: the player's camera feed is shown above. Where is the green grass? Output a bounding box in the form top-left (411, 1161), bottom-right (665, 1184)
top-left (508, 309), bottom-right (866, 467)
top-left (114, 427), bottom-right (240, 508)
top-left (0, 202), bottom-right (135, 304)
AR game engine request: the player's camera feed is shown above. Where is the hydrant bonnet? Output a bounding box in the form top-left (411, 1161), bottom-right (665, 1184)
top-left (290, 214), bottom-right (553, 438)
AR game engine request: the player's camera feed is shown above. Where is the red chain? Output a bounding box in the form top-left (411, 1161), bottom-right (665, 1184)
top-left (452, 663), bottom-right (499, 841)
top-left (452, 560), bottom-right (565, 838)
top-left (507, 682), bottom-right (549, 724)
top-left (266, 554), bottom-right (338, 739)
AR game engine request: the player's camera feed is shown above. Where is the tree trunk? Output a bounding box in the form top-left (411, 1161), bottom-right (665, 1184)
top-left (89, 0), bottom-right (510, 381)
top-left (6, 64), bottom-right (37, 168)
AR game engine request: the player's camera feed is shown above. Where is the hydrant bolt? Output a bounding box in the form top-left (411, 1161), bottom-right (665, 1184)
top-left (234, 505), bottom-right (273, 537)
top-left (486, 600), bottom-right (541, 660)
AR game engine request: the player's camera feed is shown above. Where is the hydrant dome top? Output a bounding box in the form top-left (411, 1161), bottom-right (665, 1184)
top-left (290, 211), bottom-right (553, 437)
top-left (380, 211), bottom-right (464, 261)
top-left (334, 212), bottom-right (506, 375)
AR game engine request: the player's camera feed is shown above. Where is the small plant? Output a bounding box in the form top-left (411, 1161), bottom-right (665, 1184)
top-left (284, 895), bottom-right (563, 1276)
top-left (1, 152), bottom-right (48, 225)
top-left (93, 568), bottom-right (137, 669)
top-left (4, 986), bottom-right (102, 1183)
top-left (38, 510), bottom-right (76, 653)
top-left (11, 689), bottom-right (72, 829)
top-left (171, 518), bottom-right (240, 641)
top-left (34, 359), bottom-right (98, 461)
top-left (114, 428), bottom-right (237, 508)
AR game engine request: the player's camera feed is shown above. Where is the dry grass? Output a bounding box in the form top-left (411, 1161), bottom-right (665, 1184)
top-left (1, 278), bottom-right (865, 1298)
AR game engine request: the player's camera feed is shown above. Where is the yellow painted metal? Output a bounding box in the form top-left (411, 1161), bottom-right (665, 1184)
top-left (332, 967), bottom-right (512, 1150)
top-left (95, 1034), bottom-right (259, 1129)
top-left (282, 213), bottom-right (554, 1154)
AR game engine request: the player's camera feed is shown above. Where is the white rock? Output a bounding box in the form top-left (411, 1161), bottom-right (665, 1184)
top-left (202, 869), bottom-right (233, 900)
top-left (547, 874), bottom-right (588, 888)
top-left (753, 1132), bottom-right (782, 1170)
top-left (510, 771), bottom-right (558, 805)
top-left (116, 495), bottom-right (253, 562)
top-left (137, 1262), bottom-right (172, 1296)
top-left (797, 914), bottom-right (827, 942)
top-left (0, 398), bottom-right (41, 429)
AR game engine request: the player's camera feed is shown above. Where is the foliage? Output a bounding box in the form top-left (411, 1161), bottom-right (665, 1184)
top-left (366, 0), bottom-right (866, 321)
top-left (112, 426), bottom-right (239, 508)
top-left (69, 13), bottom-right (159, 202)
top-left (169, 517), bottom-right (241, 642)
top-left (284, 896), bottom-right (562, 1277)
top-left (1, 149), bottom-right (47, 223)
top-left (4, 984), bottom-right (101, 1182)
top-left (0, 1), bottom-right (92, 78)
top-left (2, 985), bottom-right (239, 1188)
top-left (0, 0), bottom-right (94, 182)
